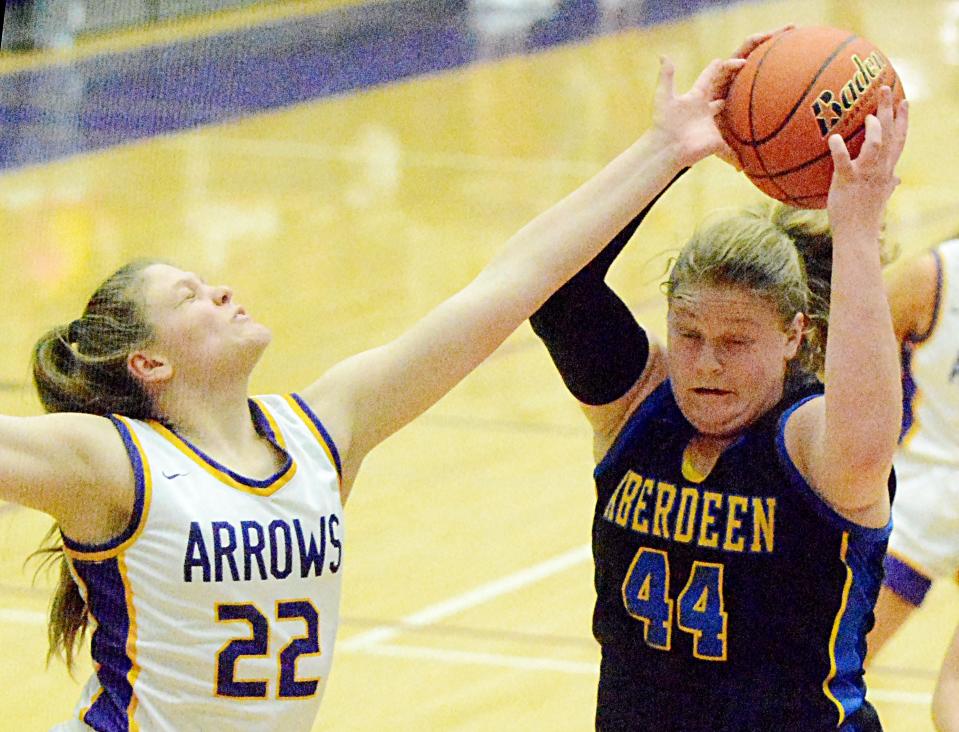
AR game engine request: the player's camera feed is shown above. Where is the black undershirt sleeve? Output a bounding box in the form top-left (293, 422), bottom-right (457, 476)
top-left (529, 169), bottom-right (687, 405)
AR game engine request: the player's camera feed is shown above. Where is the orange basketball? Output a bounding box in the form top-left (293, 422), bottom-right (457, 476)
top-left (721, 26), bottom-right (904, 208)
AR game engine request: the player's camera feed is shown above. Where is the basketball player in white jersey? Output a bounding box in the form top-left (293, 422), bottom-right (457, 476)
top-left (868, 239), bottom-right (959, 668)
top-left (0, 33), bottom-right (779, 732)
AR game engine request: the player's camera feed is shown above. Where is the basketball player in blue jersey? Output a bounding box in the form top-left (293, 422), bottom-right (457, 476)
top-left (530, 77), bottom-right (908, 732)
top-left (0, 33), bottom-right (764, 732)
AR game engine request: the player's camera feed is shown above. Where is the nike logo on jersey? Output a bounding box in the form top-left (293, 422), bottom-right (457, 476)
top-left (163, 471), bottom-right (188, 480)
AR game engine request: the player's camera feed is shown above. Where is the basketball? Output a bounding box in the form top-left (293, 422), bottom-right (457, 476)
top-left (721, 26), bottom-right (904, 208)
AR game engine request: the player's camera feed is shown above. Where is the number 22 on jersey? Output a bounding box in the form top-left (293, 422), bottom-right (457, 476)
top-left (215, 598), bottom-right (322, 698)
top-left (621, 548), bottom-right (728, 661)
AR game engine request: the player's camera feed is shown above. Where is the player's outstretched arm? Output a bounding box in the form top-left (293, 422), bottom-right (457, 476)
top-left (529, 26), bottom-right (790, 462)
top-left (0, 413), bottom-right (133, 543)
top-left (785, 85), bottom-right (908, 523)
top-left (299, 52), bottom-right (748, 499)
top-left (934, 620), bottom-right (959, 732)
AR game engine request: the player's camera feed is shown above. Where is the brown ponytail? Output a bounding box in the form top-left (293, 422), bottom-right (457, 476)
top-left (28, 258), bottom-right (160, 670)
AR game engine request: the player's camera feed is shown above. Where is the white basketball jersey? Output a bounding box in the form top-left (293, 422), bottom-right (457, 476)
top-left (63, 394), bottom-right (343, 732)
top-left (899, 239), bottom-right (959, 470)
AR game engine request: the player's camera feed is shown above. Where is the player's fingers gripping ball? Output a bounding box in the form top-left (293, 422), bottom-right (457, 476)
top-left (720, 25), bottom-right (905, 208)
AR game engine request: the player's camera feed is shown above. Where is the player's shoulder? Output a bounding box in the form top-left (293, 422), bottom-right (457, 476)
top-left (17, 410), bottom-right (128, 461)
top-left (886, 247), bottom-right (940, 343)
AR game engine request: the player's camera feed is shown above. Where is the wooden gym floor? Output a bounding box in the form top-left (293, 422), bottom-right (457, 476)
top-left (0, 0), bottom-right (957, 728)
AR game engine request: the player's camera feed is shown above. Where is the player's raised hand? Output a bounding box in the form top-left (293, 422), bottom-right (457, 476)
top-left (730, 24), bottom-right (794, 59)
top-left (651, 54), bottom-right (745, 169)
top-left (827, 85), bottom-right (909, 235)
top-left (711, 24), bottom-right (795, 170)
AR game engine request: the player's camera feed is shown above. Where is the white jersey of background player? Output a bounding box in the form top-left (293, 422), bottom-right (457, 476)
top-left (870, 238), bottom-right (959, 665)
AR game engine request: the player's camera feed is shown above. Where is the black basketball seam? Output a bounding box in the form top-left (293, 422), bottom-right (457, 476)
top-left (752, 65), bottom-right (900, 207)
top-left (750, 32), bottom-right (862, 207)
top-left (734, 32), bottom-right (791, 147)
top-left (745, 32), bottom-right (805, 206)
top-left (742, 31), bottom-right (860, 148)
top-left (745, 124), bottom-right (865, 180)
top-left (746, 69), bottom-right (899, 180)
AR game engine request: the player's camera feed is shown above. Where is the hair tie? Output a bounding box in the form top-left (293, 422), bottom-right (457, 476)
top-left (67, 319), bottom-right (83, 348)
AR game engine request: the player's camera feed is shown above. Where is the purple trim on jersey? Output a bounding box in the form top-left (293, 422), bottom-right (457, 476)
top-left (826, 538), bottom-right (882, 723)
top-left (899, 344), bottom-right (918, 442)
top-left (61, 416), bottom-right (146, 554)
top-left (164, 400), bottom-right (293, 488)
top-left (72, 557), bottom-right (135, 731)
top-left (882, 553), bottom-right (932, 606)
top-left (900, 249), bottom-right (941, 441)
top-left (908, 248), bottom-right (943, 344)
top-left (249, 397), bottom-right (281, 445)
top-left (0, 0), bottom-right (757, 171)
top-left (775, 395), bottom-right (893, 542)
top-left (290, 392), bottom-right (342, 477)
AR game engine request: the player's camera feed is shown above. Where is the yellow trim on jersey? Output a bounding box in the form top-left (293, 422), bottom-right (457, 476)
top-left (822, 531), bottom-right (853, 725)
top-left (283, 395), bottom-right (342, 485)
top-left (64, 553), bottom-right (90, 605)
top-left (64, 417), bottom-right (154, 561)
top-left (72, 549), bottom-right (102, 723)
top-left (147, 420), bottom-right (297, 497)
top-left (251, 398), bottom-right (288, 450)
top-left (65, 552), bottom-right (98, 720)
top-left (118, 553), bottom-right (142, 730)
top-left (680, 444), bottom-right (708, 484)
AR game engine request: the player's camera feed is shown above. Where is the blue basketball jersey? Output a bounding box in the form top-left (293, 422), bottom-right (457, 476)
top-left (591, 380), bottom-right (892, 731)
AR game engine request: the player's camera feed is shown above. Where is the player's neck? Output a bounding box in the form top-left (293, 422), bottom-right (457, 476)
top-left (156, 380), bottom-right (261, 455)
top-left (690, 433), bottom-right (737, 453)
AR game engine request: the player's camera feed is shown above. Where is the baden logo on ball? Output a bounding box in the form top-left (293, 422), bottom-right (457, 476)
top-left (721, 26), bottom-right (905, 209)
top-left (811, 51), bottom-right (888, 137)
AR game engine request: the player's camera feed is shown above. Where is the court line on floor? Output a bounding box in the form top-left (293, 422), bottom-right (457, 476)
top-left (0, 603), bottom-right (939, 705)
top-left (869, 689), bottom-right (935, 705)
top-left (349, 642), bottom-right (598, 675)
top-left (339, 543), bottom-right (592, 651)
top-left (345, 642), bottom-right (934, 705)
top-left (341, 615), bottom-right (596, 649)
top-left (0, 608), bottom-right (47, 625)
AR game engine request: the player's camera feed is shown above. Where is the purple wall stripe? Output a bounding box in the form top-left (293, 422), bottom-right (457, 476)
top-left (0, 0), bottom-right (752, 171)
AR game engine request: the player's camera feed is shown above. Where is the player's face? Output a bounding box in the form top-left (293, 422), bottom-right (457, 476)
top-left (140, 263), bottom-right (272, 376)
top-left (666, 284), bottom-right (803, 438)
